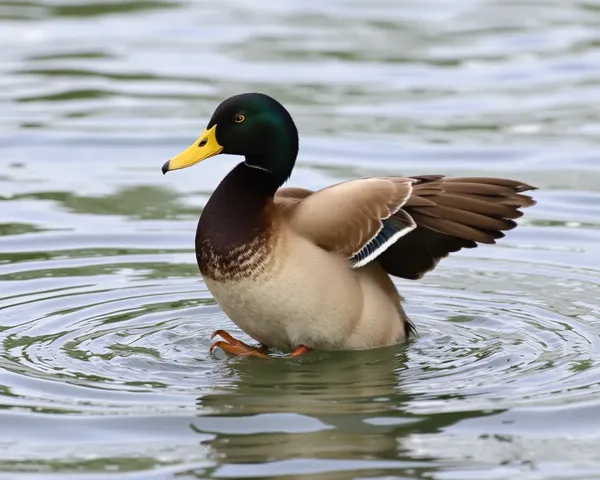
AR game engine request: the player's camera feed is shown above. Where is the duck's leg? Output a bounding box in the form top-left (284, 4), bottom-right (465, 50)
top-left (209, 330), bottom-right (310, 358)
top-left (210, 330), bottom-right (269, 358)
top-left (288, 345), bottom-right (310, 357)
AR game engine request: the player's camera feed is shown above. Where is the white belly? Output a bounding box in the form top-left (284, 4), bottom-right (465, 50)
top-left (204, 232), bottom-right (407, 350)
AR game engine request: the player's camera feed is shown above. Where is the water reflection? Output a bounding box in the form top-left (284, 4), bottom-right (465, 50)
top-left (14, 185), bottom-right (199, 219)
top-left (194, 348), bottom-right (503, 478)
top-left (200, 347), bottom-right (409, 415)
top-left (0, 0), bottom-right (180, 21)
top-left (197, 349), bottom-right (410, 476)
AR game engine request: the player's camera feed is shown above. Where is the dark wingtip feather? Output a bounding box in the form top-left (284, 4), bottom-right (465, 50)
top-left (514, 182), bottom-right (538, 193)
top-left (405, 316), bottom-right (417, 338)
top-left (379, 175), bottom-right (537, 281)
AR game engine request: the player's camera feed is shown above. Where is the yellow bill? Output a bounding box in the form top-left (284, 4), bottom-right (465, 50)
top-left (162, 125), bottom-right (222, 174)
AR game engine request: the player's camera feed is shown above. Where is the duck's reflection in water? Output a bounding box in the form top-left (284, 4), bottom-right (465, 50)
top-left (191, 345), bottom-right (503, 478)
top-left (193, 347), bottom-right (414, 467)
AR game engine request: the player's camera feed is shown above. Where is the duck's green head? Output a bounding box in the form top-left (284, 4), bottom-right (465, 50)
top-left (162, 93), bottom-right (299, 184)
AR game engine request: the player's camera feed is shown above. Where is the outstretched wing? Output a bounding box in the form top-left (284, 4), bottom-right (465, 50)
top-left (276, 175), bottom-right (536, 276)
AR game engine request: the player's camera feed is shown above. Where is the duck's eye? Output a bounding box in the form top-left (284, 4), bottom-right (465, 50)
top-left (234, 114), bottom-right (245, 123)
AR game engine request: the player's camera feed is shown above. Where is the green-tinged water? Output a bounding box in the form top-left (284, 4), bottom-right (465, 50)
top-left (1, 1), bottom-right (600, 478)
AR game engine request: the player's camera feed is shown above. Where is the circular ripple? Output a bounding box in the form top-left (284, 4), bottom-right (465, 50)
top-left (1, 242), bottom-right (600, 416)
top-left (0, 249), bottom-right (225, 413)
top-left (399, 252), bottom-right (600, 414)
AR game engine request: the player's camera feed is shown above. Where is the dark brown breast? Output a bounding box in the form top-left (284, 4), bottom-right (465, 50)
top-left (195, 163), bottom-right (280, 282)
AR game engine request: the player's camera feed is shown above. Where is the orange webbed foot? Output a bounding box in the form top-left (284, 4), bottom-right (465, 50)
top-left (209, 330), bottom-right (310, 359)
top-left (209, 330), bottom-right (269, 358)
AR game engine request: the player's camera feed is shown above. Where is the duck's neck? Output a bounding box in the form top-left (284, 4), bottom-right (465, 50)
top-left (196, 162), bottom-right (281, 257)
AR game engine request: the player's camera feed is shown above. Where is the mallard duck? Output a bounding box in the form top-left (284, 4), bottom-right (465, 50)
top-left (162, 93), bottom-right (536, 358)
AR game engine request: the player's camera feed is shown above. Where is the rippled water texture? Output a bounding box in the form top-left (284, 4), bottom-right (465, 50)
top-left (2, 0), bottom-right (600, 478)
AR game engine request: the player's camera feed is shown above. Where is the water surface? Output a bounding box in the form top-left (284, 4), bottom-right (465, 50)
top-left (1, 0), bottom-right (600, 478)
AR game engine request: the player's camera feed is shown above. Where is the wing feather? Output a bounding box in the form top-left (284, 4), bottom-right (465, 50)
top-left (287, 178), bottom-right (417, 265)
